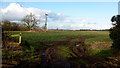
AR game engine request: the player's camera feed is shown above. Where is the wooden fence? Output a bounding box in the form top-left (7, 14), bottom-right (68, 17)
top-left (10, 32), bottom-right (22, 44)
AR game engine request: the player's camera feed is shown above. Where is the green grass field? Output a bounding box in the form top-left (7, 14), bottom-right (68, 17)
top-left (4, 30), bottom-right (119, 68)
top-left (8, 31), bottom-right (112, 43)
top-left (6, 31), bottom-right (113, 57)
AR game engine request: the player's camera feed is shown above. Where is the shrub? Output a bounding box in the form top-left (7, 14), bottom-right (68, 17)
top-left (110, 15), bottom-right (120, 50)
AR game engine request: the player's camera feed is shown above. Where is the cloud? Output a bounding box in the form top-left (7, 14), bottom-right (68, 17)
top-left (1, 3), bottom-right (28, 21)
top-left (48, 17), bottom-right (112, 30)
top-left (48, 13), bottom-right (66, 21)
top-left (69, 18), bottom-right (112, 29)
top-left (0, 3), bottom-right (112, 30)
top-left (70, 23), bottom-right (112, 30)
top-left (63, 19), bottom-right (72, 23)
top-left (70, 24), bottom-right (84, 28)
top-left (58, 24), bottom-right (64, 28)
top-left (0, 3), bottom-right (66, 22)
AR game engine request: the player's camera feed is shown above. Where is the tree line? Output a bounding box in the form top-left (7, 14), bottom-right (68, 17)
top-left (1, 13), bottom-right (43, 31)
top-left (1, 20), bottom-right (29, 31)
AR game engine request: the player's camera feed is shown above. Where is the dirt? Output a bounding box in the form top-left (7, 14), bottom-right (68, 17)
top-left (2, 36), bottom-right (120, 68)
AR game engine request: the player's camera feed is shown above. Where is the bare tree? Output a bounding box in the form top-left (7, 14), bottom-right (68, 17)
top-left (22, 13), bottom-right (39, 31)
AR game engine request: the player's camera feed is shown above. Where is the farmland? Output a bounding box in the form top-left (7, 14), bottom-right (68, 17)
top-left (2, 31), bottom-right (120, 68)
top-left (10, 31), bottom-right (112, 49)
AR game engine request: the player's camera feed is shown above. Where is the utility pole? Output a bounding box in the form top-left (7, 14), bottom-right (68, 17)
top-left (44, 14), bottom-right (48, 32)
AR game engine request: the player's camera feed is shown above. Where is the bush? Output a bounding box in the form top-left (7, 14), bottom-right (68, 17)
top-left (110, 15), bottom-right (120, 50)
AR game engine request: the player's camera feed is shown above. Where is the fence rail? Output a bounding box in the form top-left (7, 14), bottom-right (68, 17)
top-left (10, 32), bottom-right (22, 44)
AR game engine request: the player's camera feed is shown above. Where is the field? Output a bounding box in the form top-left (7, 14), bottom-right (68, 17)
top-left (9, 31), bottom-right (112, 53)
top-left (3, 31), bottom-right (120, 68)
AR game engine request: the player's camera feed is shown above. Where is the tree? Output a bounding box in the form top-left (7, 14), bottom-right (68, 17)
top-left (1, 20), bottom-right (12, 31)
top-left (11, 22), bottom-right (20, 31)
top-left (19, 24), bottom-right (29, 31)
top-left (1, 20), bottom-right (29, 31)
top-left (110, 15), bottom-right (120, 50)
top-left (1, 20), bottom-right (20, 31)
top-left (22, 13), bottom-right (39, 31)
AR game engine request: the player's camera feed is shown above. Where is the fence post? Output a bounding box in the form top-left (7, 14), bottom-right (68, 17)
top-left (19, 32), bottom-right (22, 44)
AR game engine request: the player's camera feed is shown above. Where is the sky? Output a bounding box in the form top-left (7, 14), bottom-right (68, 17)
top-left (0, 2), bottom-right (118, 30)
top-left (1, 0), bottom-right (119, 2)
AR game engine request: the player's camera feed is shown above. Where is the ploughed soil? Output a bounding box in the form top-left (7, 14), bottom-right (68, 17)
top-left (2, 36), bottom-right (120, 68)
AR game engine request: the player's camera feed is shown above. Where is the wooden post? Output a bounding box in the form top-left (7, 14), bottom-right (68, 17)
top-left (19, 32), bottom-right (22, 44)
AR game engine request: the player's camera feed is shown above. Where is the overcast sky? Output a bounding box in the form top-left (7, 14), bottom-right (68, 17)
top-left (0, 2), bottom-right (118, 30)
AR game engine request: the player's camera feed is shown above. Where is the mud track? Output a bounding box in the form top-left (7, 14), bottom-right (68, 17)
top-left (2, 36), bottom-right (120, 68)
top-left (35, 37), bottom-right (92, 68)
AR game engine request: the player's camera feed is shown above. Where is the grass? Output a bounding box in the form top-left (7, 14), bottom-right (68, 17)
top-left (93, 49), bottom-right (114, 57)
top-left (5, 31), bottom-right (113, 57)
top-left (57, 46), bottom-right (73, 58)
top-left (88, 49), bottom-right (114, 57)
top-left (7, 31), bottom-right (112, 42)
